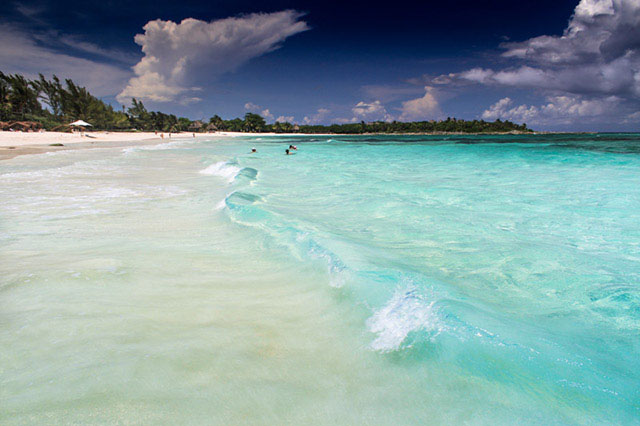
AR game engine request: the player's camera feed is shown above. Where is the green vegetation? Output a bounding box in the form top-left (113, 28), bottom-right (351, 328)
top-left (1, 72), bottom-right (129, 130)
top-left (295, 118), bottom-right (530, 134)
top-left (1, 71), bottom-right (532, 133)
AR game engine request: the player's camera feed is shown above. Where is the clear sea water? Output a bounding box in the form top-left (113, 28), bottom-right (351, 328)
top-left (1, 133), bottom-right (639, 424)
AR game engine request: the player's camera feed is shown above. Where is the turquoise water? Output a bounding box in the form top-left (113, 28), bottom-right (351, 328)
top-left (1, 134), bottom-right (639, 424)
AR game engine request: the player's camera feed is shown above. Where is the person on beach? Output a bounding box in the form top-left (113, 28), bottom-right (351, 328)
top-left (160, 133), bottom-right (164, 139)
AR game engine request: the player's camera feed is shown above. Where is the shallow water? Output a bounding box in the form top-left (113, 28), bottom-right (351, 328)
top-left (1, 134), bottom-right (639, 424)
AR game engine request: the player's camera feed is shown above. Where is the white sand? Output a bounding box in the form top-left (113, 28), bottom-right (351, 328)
top-left (0, 130), bottom-right (322, 147)
top-left (213, 131), bottom-right (329, 137)
top-left (0, 131), bottom-right (219, 160)
top-left (0, 130), bottom-right (322, 160)
top-left (0, 131), bottom-right (191, 147)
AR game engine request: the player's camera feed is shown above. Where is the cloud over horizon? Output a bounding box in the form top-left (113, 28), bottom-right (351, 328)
top-left (352, 100), bottom-right (393, 122)
top-left (430, 0), bottom-right (640, 127)
top-left (303, 108), bottom-right (330, 124)
top-left (335, 87), bottom-right (442, 124)
top-left (244, 102), bottom-right (275, 121)
top-left (3, 0), bottom-right (637, 129)
top-left (399, 86), bottom-right (441, 121)
top-left (117, 10), bottom-right (309, 104)
top-left (481, 95), bottom-right (625, 125)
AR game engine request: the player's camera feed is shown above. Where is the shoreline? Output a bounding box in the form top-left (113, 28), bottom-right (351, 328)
top-left (0, 131), bottom-right (216, 160)
top-left (0, 129), bottom-right (613, 161)
top-left (0, 130), bottom-right (330, 160)
top-left (0, 131), bottom-right (331, 160)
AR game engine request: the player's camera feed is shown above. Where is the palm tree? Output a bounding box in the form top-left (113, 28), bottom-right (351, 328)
top-left (4, 73), bottom-right (40, 119)
top-left (0, 72), bottom-right (11, 120)
top-left (35, 74), bottom-right (63, 117)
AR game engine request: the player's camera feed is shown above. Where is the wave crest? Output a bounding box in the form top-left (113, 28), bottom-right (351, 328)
top-left (367, 287), bottom-right (443, 352)
top-left (199, 161), bottom-right (242, 182)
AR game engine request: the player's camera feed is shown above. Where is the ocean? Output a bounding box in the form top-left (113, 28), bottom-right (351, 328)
top-left (1, 133), bottom-right (639, 424)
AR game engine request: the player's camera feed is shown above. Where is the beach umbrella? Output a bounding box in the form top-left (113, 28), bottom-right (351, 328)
top-left (69, 120), bottom-right (92, 127)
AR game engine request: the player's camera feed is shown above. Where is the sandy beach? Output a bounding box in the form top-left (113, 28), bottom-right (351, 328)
top-left (0, 130), bottom-right (328, 160)
top-left (0, 131), bottom-right (218, 160)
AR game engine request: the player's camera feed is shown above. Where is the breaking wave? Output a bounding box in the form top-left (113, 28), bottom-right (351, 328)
top-left (199, 161), bottom-right (242, 182)
top-left (367, 287), bottom-right (443, 352)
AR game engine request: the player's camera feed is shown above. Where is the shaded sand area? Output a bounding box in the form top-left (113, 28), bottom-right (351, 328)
top-left (0, 131), bottom-right (213, 160)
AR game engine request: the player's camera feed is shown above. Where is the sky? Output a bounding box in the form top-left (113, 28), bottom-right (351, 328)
top-left (1, 0), bottom-right (639, 131)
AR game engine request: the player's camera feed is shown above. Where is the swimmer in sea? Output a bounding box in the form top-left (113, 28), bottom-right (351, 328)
top-left (285, 149), bottom-right (291, 155)
top-left (251, 148), bottom-right (257, 153)
top-left (289, 144), bottom-right (298, 150)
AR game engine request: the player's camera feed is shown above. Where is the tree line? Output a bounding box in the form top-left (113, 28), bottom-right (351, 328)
top-left (1, 71), bottom-right (531, 133)
top-left (296, 118), bottom-right (531, 134)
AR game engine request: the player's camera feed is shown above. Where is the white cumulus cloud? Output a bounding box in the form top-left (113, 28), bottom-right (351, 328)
top-left (335, 100), bottom-right (396, 123)
top-left (481, 95), bottom-right (624, 125)
top-left (244, 103), bottom-right (276, 121)
top-left (490, 0), bottom-right (640, 98)
top-left (428, 0), bottom-right (640, 127)
top-left (275, 115), bottom-right (295, 123)
top-left (399, 86), bottom-right (441, 121)
top-left (117, 11), bottom-right (309, 104)
top-left (352, 100), bottom-right (394, 121)
top-left (303, 108), bottom-right (331, 124)
top-left (333, 100), bottom-right (394, 123)
top-left (260, 109), bottom-right (274, 120)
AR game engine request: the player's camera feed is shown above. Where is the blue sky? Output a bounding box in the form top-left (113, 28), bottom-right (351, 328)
top-left (1, 0), bottom-right (639, 131)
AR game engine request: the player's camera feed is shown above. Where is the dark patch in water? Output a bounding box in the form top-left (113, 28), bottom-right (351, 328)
top-left (226, 191), bottom-right (262, 206)
top-left (237, 167), bottom-right (258, 180)
top-left (547, 142), bottom-right (640, 154)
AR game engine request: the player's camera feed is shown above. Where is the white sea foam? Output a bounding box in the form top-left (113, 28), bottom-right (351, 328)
top-left (214, 198), bottom-right (227, 210)
top-left (328, 269), bottom-right (348, 288)
top-left (367, 287), bottom-right (442, 352)
top-left (199, 161), bottom-right (241, 182)
top-left (2, 181), bottom-right (188, 219)
top-left (122, 141), bottom-right (188, 154)
top-left (0, 160), bottom-right (123, 183)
